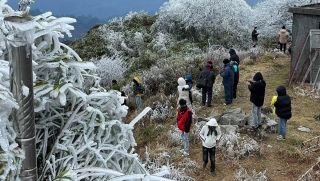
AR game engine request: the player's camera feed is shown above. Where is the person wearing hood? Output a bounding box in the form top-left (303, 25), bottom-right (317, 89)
top-left (199, 118), bottom-right (221, 176)
top-left (197, 64), bottom-right (216, 107)
top-left (274, 86), bottom-right (292, 140)
top-left (177, 99), bottom-right (193, 156)
top-left (278, 26), bottom-right (289, 53)
top-left (229, 49), bottom-right (240, 65)
top-left (220, 59), bottom-right (234, 105)
top-left (133, 77), bottom-right (144, 110)
top-left (177, 77), bottom-right (192, 108)
top-left (251, 27), bottom-right (259, 47)
top-left (229, 49), bottom-right (240, 99)
top-left (247, 72), bottom-right (266, 131)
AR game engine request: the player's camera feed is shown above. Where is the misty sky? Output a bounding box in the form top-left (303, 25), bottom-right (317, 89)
top-left (8, 0), bottom-right (258, 20)
top-left (8, 0), bottom-right (167, 19)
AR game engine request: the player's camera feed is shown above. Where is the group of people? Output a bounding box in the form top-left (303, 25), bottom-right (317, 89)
top-left (195, 49), bottom-right (240, 107)
top-left (111, 76), bottom-right (144, 110)
top-left (252, 25), bottom-right (290, 53)
top-left (176, 55), bottom-right (292, 177)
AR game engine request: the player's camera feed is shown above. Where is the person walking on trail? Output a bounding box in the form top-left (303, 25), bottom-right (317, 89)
top-left (177, 77), bottom-right (192, 108)
top-left (199, 118), bottom-right (221, 177)
top-left (247, 72), bottom-right (266, 131)
top-left (274, 86), bottom-right (292, 141)
top-left (278, 26), bottom-right (289, 53)
top-left (229, 49), bottom-right (240, 99)
top-left (177, 99), bottom-right (193, 156)
top-left (251, 27), bottom-right (259, 47)
top-left (197, 64), bottom-right (216, 107)
top-left (220, 59), bottom-right (234, 105)
top-left (132, 77), bottom-right (144, 110)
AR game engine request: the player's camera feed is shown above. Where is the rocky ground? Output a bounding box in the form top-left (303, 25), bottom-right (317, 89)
top-left (130, 53), bottom-right (320, 181)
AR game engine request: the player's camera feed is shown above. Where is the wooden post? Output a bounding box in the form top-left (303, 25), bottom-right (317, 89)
top-left (301, 50), bottom-right (319, 86)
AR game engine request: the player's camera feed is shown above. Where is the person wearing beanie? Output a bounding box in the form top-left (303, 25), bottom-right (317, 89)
top-left (247, 72), bottom-right (266, 131)
top-left (197, 64), bottom-right (216, 107)
top-left (220, 59), bottom-right (234, 105)
top-left (177, 99), bottom-right (193, 156)
top-left (229, 49), bottom-right (240, 99)
top-left (274, 86), bottom-right (292, 140)
top-left (278, 26), bottom-right (289, 53)
top-left (199, 118), bottom-right (221, 176)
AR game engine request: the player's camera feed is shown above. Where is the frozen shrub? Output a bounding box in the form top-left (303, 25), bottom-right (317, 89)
top-left (218, 133), bottom-right (261, 160)
top-left (150, 100), bottom-right (174, 123)
top-left (235, 167), bottom-right (268, 181)
top-left (145, 147), bottom-right (195, 181)
top-left (93, 55), bottom-right (127, 87)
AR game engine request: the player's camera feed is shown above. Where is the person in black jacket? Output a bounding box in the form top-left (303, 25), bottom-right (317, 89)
top-left (274, 86), bottom-right (292, 140)
top-left (247, 72), bottom-right (266, 130)
top-left (198, 64), bottom-right (216, 107)
top-left (229, 49), bottom-right (240, 99)
top-left (251, 27), bottom-right (259, 47)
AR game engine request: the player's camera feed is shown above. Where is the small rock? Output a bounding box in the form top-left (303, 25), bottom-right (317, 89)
top-left (223, 108), bottom-right (242, 115)
top-left (297, 126), bottom-right (311, 133)
top-left (266, 119), bottom-right (277, 127)
top-left (220, 125), bottom-right (239, 134)
top-left (267, 145), bottom-right (273, 148)
top-left (219, 114), bottom-right (246, 126)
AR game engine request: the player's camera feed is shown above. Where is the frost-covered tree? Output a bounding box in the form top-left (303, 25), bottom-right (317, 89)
top-left (93, 55), bottom-right (127, 87)
top-left (252, 0), bottom-right (310, 37)
top-left (0, 1), bottom-right (172, 180)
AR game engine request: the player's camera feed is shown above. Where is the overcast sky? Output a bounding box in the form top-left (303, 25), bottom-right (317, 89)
top-left (8, 0), bottom-right (167, 19)
top-left (8, 0), bottom-right (258, 20)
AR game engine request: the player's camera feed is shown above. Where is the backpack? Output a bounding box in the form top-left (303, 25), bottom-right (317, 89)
top-left (233, 64), bottom-right (238, 73)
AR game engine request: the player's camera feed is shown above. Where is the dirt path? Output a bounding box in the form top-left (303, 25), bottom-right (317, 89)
top-left (133, 54), bottom-right (320, 180)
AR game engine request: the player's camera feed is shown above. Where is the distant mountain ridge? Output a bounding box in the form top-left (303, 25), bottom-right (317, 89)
top-left (11, 0), bottom-right (260, 40)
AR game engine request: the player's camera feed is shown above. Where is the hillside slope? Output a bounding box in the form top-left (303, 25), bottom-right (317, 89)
top-left (131, 53), bottom-right (320, 180)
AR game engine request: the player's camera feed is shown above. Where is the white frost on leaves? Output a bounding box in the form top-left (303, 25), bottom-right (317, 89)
top-left (235, 167), bottom-right (268, 181)
top-left (218, 133), bottom-right (260, 160)
top-left (93, 55), bottom-right (127, 87)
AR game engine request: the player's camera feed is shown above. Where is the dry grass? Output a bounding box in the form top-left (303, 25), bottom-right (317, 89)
top-left (130, 53), bottom-right (320, 180)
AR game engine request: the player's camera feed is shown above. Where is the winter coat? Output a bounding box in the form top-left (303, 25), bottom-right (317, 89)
top-left (229, 49), bottom-right (240, 65)
top-left (274, 86), bottom-right (292, 119)
top-left (177, 77), bottom-right (192, 107)
top-left (220, 64), bottom-right (234, 87)
top-left (198, 67), bottom-right (216, 88)
top-left (177, 107), bottom-right (193, 133)
top-left (252, 29), bottom-right (258, 41)
top-left (278, 29), bottom-right (289, 44)
top-left (199, 119), bottom-right (221, 149)
top-left (133, 77), bottom-right (144, 96)
top-left (248, 72), bottom-right (266, 107)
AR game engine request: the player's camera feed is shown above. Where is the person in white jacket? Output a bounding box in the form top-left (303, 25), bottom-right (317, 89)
top-left (177, 77), bottom-right (192, 108)
top-left (199, 118), bottom-right (221, 176)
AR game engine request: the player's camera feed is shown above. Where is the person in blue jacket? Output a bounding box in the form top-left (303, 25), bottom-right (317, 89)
top-left (220, 59), bottom-right (234, 105)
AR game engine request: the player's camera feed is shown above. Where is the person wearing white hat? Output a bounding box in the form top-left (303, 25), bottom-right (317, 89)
top-left (199, 118), bottom-right (221, 176)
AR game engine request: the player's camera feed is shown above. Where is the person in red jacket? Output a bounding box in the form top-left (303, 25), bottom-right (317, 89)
top-left (177, 99), bottom-right (193, 156)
